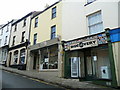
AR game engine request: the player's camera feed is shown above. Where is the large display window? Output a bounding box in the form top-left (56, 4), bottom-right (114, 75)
top-left (40, 45), bottom-right (58, 70)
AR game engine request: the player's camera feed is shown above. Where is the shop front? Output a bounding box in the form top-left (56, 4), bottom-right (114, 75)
top-left (27, 38), bottom-right (61, 74)
top-left (63, 32), bottom-right (116, 87)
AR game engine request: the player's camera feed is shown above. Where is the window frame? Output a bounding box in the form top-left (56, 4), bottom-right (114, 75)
top-left (52, 7), bottom-right (56, 19)
top-left (34, 17), bottom-right (38, 28)
top-left (4, 36), bottom-right (8, 45)
top-left (23, 18), bottom-right (27, 27)
top-left (51, 25), bottom-right (56, 39)
top-left (21, 31), bottom-right (25, 42)
top-left (12, 36), bottom-right (16, 46)
top-left (33, 33), bottom-right (37, 45)
top-left (87, 11), bottom-right (103, 35)
top-left (14, 24), bottom-right (17, 32)
top-left (6, 24), bottom-right (9, 32)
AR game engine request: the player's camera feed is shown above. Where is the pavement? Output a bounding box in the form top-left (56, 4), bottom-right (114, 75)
top-left (0, 65), bottom-right (116, 89)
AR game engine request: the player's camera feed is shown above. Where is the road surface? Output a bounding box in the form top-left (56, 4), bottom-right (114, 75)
top-left (1, 70), bottom-right (65, 89)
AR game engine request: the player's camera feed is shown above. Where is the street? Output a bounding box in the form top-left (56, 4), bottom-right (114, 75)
top-left (1, 70), bottom-right (65, 89)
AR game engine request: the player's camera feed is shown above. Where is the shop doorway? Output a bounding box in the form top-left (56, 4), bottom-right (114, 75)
top-left (33, 56), bottom-right (37, 69)
top-left (71, 57), bottom-right (81, 78)
top-left (85, 50), bottom-right (95, 80)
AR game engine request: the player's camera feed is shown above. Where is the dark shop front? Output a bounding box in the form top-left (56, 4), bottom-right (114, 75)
top-left (63, 32), bottom-right (116, 86)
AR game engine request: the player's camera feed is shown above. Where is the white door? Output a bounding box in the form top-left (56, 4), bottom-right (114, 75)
top-left (71, 57), bottom-right (81, 78)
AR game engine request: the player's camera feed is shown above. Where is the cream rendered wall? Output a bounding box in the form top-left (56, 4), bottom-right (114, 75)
top-left (61, 0), bottom-right (119, 41)
top-left (61, 1), bottom-right (87, 41)
top-left (112, 42), bottom-right (120, 86)
top-left (10, 16), bottom-right (31, 47)
top-left (84, 0), bottom-right (119, 31)
top-left (30, 2), bottom-right (62, 45)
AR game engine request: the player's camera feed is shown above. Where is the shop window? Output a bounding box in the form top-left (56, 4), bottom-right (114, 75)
top-left (87, 11), bottom-right (103, 34)
top-left (20, 49), bottom-right (25, 64)
top-left (13, 50), bottom-right (18, 64)
top-left (51, 25), bottom-right (56, 39)
top-left (52, 7), bottom-right (56, 19)
top-left (91, 48), bottom-right (111, 79)
top-left (40, 46), bottom-right (58, 70)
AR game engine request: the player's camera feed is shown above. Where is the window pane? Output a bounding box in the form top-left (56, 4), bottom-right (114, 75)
top-left (88, 12), bottom-right (103, 34)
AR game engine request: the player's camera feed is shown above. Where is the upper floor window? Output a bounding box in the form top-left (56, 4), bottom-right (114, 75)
top-left (33, 33), bottom-right (37, 45)
top-left (6, 24), bottom-right (9, 32)
top-left (52, 7), bottom-right (56, 19)
top-left (35, 17), bottom-right (38, 28)
top-left (12, 36), bottom-right (16, 46)
top-left (23, 18), bottom-right (26, 27)
top-left (4, 36), bottom-right (8, 45)
top-left (0, 39), bottom-right (1, 46)
top-left (1, 29), bottom-right (3, 35)
top-left (14, 24), bottom-right (17, 32)
top-left (21, 31), bottom-right (25, 42)
top-left (87, 11), bottom-right (103, 35)
top-left (51, 25), bottom-right (56, 39)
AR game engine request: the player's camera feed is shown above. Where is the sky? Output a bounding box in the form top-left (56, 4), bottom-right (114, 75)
top-left (0, 0), bottom-right (119, 24)
top-left (0, 0), bottom-right (59, 24)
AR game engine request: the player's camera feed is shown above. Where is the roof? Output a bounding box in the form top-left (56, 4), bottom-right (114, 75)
top-left (0, 20), bottom-right (15, 29)
top-left (12, 11), bottom-right (36, 26)
top-left (31, 0), bottom-right (62, 19)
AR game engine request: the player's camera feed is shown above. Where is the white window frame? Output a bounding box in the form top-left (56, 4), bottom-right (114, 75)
top-left (87, 11), bottom-right (103, 35)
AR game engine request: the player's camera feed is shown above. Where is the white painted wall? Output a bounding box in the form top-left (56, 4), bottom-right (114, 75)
top-left (61, 0), bottom-right (119, 41)
top-left (0, 20), bottom-right (15, 63)
top-left (9, 17), bottom-right (31, 47)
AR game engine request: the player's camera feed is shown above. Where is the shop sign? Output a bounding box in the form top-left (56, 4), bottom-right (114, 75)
top-left (64, 33), bottom-right (107, 51)
top-left (70, 39), bottom-right (98, 50)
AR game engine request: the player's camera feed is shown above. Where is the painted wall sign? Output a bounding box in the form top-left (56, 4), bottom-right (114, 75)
top-left (64, 33), bottom-right (107, 51)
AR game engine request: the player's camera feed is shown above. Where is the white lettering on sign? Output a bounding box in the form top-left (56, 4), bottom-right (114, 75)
top-left (70, 39), bottom-right (98, 50)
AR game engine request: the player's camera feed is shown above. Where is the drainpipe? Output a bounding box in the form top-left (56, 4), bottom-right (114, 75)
top-left (105, 28), bottom-right (117, 87)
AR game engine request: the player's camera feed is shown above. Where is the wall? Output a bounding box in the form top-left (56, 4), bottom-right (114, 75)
top-left (30, 2), bottom-right (62, 45)
top-left (61, 1), bottom-right (87, 41)
top-left (9, 17), bottom-right (31, 47)
top-left (0, 22), bottom-right (12, 47)
top-left (61, 0), bottom-right (119, 41)
top-left (112, 42), bottom-right (120, 86)
top-left (118, 1), bottom-right (120, 27)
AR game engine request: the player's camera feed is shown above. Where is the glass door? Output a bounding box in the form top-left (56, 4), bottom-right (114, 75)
top-left (71, 57), bottom-right (81, 78)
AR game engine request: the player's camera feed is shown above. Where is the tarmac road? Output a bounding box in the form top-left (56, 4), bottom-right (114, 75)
top-left (1, 70), bottom-right (65, 89)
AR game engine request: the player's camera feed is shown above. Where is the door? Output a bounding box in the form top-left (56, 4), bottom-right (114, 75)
top-left (85, 50), bottom-right (94, 80)
top-left (71, 57), bottom-right (81, 78)
top-left (9, 52), bottom-right (12, 66)
top-left (33, 56), bottom-right (37, 69)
